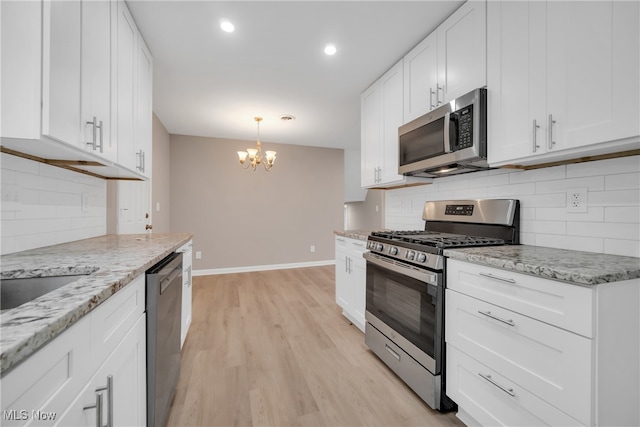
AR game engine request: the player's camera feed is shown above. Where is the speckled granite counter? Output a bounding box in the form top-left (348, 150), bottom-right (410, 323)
top-left (444, 245), bottom-right (640, 286)
top-left (0, 233), bottom-right (192, 376)
top-left (334, 230), bottom-right (373, 241)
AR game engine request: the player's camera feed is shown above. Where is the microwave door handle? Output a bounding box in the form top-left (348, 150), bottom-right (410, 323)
top-left (444, 112), bottom-right (453, 153)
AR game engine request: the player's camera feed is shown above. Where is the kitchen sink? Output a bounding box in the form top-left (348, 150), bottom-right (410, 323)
top-left (1, 275), bottom-right (88, 311)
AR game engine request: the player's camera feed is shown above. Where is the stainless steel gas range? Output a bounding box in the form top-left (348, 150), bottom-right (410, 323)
top-left (364, 199), bottom-right (519, 411)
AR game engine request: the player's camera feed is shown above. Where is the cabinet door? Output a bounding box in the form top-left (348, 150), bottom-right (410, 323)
top-left (335, 244), bottom-right (351, 310)
top-left (403, 31), bottom-right (438, 122)
top-left (81, 0), bottom-right (116, 161)
top-left (437, 0), bottom-right (487, 104)
top-left (1, 317), bottom-right (92, 427)
top-left (350, 240), bottom-right (367, 332)
top-left (181, 245), bottom-right (193, 348)
top-left (41, 0), bottom-right (82, 147)
top-left (487, 1), bottom-right (546, 165)
top-left (360, 83), bottom-right (381, 187)
top-left (447, 345), bottom-right (584, 427)
top-left (135, 33), bottom-right (154, 178)
top-left (115, 0), bottom-right (137, 170)
top-left (379, 61), bottom-right (405, 184)
top-left (446, 290), bottom-right (592, 425)
top-left (56, 315), bottom-right (146, 427)
top-left (546, 0), bottom-right (640, 150)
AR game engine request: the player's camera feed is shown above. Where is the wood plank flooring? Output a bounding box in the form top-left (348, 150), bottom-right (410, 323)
top-left (167, 265), bottom-right (465, 427)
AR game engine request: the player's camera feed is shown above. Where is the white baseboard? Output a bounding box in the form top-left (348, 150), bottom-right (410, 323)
top-left (193, 259), bottom-right (335, 276)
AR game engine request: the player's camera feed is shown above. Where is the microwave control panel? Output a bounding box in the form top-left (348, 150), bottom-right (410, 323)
top-left (455, 105), bottom-right (474, 150)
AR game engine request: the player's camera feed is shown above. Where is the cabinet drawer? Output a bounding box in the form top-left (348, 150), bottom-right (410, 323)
top-left (1, 317), bottom-right (92, 426)
top-left (91, 274), bottom-right (145, 368)
top-left (447, 345), bottom-right (584, 427)
top-left (446, 290), bottom-right (592, 425)
top-left (446, 259), bottom-right (593, 337)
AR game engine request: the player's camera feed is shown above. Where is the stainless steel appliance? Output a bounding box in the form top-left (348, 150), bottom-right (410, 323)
top-left (398, 88), bottom-right (487, 178)
top-left (146, 252), bottom-right (183, 427)
top-left (364, 199), bottom-right (519, 411)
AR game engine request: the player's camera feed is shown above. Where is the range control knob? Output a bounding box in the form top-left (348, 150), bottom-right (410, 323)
top-left (417, 253), bottom-right (427, 263)
top-left (376, 243), bottom-right (384, 251)
top-left (389, 247), bottom-right (398, 256)
top-left (406, 250), bottom-right (416, 261)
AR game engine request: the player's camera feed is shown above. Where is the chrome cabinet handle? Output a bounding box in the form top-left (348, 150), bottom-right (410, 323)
top-left (430, 88), bottom-right (436, 109)
top-left (136, 150), bottom-right (145, 172)
top-left (95, 375), bottom-right (113, 427)
top-left (532, 119), bottom-right (540, 153)
top-left (97, 120), bottom-right (103, 153)
top-left (142, 151), bottom-right (145, 173)
top-left (385, 344), bottom-right (401, 361)
top-left (437, 84), bottom-right (444, 105)
top-left (478, 310), bottom-right (515, 327)
top-left (479, 373), bottom-right (515, 397)
top-left (83, 391), bottom-right (103, 427)
top-left (548, 114), bottom-right (556, 149)
top-left (478, 272), bottom-right (516, 284)
top-left (86, 117), bottom-right (104, 153)
top-left (86, 116), bottom-right (98, 151)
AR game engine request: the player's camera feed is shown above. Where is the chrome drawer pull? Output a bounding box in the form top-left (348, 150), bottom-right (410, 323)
top-left (478, 272), bottom-right (516, 284)
top-left (479, 373), bottom-right (515, 397)
top-left (478, 310), bottom-right (515, 326)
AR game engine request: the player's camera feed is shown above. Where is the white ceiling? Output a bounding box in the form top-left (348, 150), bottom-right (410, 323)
top-left (126, 1), bottom-right (465, 150)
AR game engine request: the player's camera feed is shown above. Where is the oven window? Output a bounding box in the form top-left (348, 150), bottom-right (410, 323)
top-left (366, 261), bottom-right (438, 361)
top-left (399, 117), bottom-right (445, 166)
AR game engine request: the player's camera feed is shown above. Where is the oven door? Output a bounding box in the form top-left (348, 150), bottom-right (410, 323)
top-left (364, 252), bottom-right (443, 375)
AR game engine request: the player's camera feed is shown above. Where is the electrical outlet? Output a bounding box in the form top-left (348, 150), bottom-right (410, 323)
top-left (310, 245), bottom-right (316, 253)
top-left (567, 188), bottom-right (588, 213)
top-left (195, 251), bottom-right (202, 259)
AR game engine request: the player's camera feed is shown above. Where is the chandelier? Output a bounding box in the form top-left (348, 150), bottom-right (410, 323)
top-left (237, 117), bottom-right (276, 171)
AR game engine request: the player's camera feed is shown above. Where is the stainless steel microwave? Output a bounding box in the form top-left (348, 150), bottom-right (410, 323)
top-left (398, 88), bottom-right (488, 177)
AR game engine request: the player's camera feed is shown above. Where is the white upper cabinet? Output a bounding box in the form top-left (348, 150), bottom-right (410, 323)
top-left (114, 0), bottom-right (153, 177)
top-left (403, 0), bottom-right (487, 123)
top-left (403, 32), bottom-right (439, 123)
top-left (115, 0), bottom-right (138, 171)
top-left (135, 32), bottom-right (154, 178)
top-left (0, 0), bottom-right (152, 180)
top-left (81, 0), bottom-right (116, 161)
top-left (436, 0), bottom-right (487, 107)
top-left (41, 1), bottom-right (82, 147)
top-left (361, 61), bottom-right (415, 188)
top-left (488, 0), bottom-right (640, 167)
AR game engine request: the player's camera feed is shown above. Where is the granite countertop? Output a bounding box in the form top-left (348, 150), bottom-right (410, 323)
top-left (0, 233), bottom-right (192, 376)
top-left (334, 230), bottom-right (374, 241)
top-left (444, 245), bottom-right (640, 286)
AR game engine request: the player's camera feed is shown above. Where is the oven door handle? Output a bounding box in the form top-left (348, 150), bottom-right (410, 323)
top-left (363, 252), bottom-right (438, 287)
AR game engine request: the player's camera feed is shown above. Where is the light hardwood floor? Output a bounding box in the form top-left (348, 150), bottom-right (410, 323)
top-left (167, 265), bottom-right (466, 427)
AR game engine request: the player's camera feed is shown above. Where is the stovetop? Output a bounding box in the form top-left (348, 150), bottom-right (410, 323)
top-left (370, 230), bottom-right (505, 249)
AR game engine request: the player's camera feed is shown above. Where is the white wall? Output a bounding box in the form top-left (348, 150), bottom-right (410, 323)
top-left (385, 156), bottom-right (640, 257)
top-left (1, 153), bottom-right (106, 254)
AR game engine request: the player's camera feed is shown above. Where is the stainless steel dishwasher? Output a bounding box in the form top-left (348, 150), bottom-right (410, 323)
top-left (146, 252), bottom-right (183, 427)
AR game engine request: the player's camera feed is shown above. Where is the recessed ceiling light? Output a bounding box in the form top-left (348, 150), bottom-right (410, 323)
top-left (324, 44), bottom-right (337, 56)
top-left (220, 19), bottom-right (235, 33)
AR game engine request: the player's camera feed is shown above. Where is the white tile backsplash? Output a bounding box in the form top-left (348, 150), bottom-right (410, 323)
top-left (385, 156), bottom-right (640, 257)
top-left (1, 153), bottom-right (106, 254)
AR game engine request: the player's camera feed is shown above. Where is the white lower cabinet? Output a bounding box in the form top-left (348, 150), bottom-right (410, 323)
top-left (56, 315), bottom-right (146, 427)
top-left (0, 275), bottom-right (146, 427)
top-left (178, 240), bottom-right (193, 348)
top-left (445, 259), bottom-right (640, 427)
top-left (334, 236), bottom-right (367, 332)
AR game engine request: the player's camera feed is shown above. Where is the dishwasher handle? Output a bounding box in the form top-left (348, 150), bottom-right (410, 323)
top-left (160, 265), bottom-right (182, 294)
